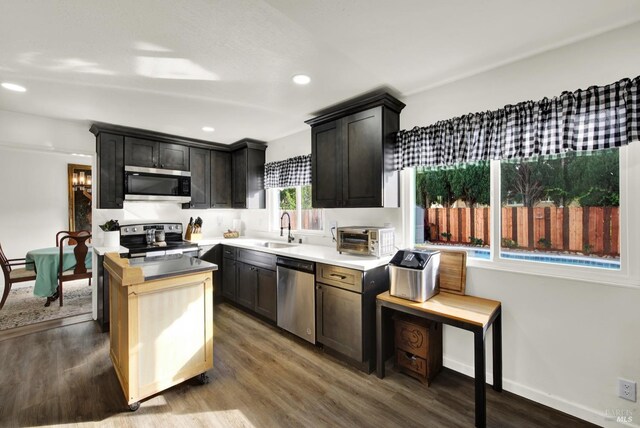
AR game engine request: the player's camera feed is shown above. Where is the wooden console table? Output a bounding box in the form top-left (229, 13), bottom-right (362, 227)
top-left (376, 291), bottom-right (502, 428)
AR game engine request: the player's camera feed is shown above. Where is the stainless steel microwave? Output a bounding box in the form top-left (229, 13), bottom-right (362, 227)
top-left (336, 226), bottom-right (395, 258)
top-left (124, 166), bottom-right (191, 203)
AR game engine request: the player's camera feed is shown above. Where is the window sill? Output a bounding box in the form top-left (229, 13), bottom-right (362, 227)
top-left (467, 257), bottom-right (640, 290)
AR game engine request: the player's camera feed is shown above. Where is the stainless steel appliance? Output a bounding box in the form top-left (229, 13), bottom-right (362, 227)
top-left (336, 226), bottom-right (395, 257)
top-left (389, 249), bottom-right (440, 302)
top-left (276, 257), bottom-right (316, 344)
top-left (120, 223), bottom-right (200, 259)
top-left (124, 166), bottom-right (191, 203)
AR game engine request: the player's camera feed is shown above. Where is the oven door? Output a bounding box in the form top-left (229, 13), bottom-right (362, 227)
top-left (124, 166), bottom-right (191, 203)
top-left (337, 230), bottom-right (371, 255)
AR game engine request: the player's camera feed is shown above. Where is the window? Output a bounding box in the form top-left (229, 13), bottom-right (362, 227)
top-left (278, 185), bottom-right (323, 231)
top-left (415, 163), bottom-right (491, 254)
top-left (500, 149), bottom-right (619, 269)
top-left (413, 149), bottom-right (621, 271)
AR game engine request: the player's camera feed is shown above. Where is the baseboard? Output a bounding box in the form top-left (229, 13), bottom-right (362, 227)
top-left (0, 312), bottom-right (93, 342)
top-left (442, 356), bottom-right (631, 428)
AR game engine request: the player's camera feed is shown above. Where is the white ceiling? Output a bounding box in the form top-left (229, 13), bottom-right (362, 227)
top-left (1, 0), bottom-right (639, 145)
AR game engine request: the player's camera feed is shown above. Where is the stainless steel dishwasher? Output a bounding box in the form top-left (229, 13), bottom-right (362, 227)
top-left (276, 256), bottom-right (316, 344)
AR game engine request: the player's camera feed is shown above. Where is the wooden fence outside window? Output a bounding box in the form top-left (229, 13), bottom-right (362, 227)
top-left (424, 206), bottom-right (619, 256)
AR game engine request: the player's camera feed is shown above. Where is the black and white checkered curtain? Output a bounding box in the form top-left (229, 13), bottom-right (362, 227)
top-left (394, 76), bottom-right (640, 169)
top-left (264, 154), bottom-right (312, 189)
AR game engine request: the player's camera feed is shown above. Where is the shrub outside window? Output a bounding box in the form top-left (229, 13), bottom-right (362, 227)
top-left (279, 185), bottom-right (323, 231)
top-left (415, 163), bottom-right (491, 251)
top-left (499, 149), bottom-right (619, 269)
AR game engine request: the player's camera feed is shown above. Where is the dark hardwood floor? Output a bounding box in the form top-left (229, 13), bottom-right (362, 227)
top-left (0, 303), bottom-right (595, 427)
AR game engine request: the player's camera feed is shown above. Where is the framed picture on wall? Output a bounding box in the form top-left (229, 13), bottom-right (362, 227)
top-left (68, 163), bottom-right (92, 232)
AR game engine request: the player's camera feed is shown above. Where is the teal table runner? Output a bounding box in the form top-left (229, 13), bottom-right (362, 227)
top-left (25, 246), bottom-right (92, 297)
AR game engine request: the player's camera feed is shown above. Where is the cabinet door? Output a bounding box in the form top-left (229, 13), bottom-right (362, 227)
top-left (210, 150), bottom-right (232, 208)
top-left (159, 143), bottom-right (189, 171)
top-left (222, 257), bottom-right (237, 302)
top-left (311, 120), bottom-right (342, 208)
top-left (124, 137), bottom-right (159, 168)
top-left (245, 148), bottom-right (265, 209)
top-left (342, 106), bottom-right (383, 207)
top-left (186, 147), bottom-right (210, 209)
top-left (97, 133), bottom-right (125, 209)
top-left (232, 149), bottom-right (247, 208)
top-left (316, 283), bottom-right (362, 361)
top-left (255, 268), bottom-right (276, 322)
top-left (236, 262), bottom-right (257, 309)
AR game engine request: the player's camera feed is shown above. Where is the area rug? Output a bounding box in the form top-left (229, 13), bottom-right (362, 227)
top-left (0, 280), bottom-right (92, 331)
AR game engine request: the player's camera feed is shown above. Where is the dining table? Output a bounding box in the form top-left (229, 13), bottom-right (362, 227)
top-left (25, 246), bottom-right (92, 297)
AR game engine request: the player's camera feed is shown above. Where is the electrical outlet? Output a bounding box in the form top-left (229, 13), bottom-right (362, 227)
top-left (618, 378), bottom-right (637, 402)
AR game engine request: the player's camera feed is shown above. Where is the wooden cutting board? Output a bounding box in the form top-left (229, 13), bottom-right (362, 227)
top-left (438, 250), bottom-right (467, 295)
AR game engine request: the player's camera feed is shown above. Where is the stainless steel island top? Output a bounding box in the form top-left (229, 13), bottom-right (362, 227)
top-left (128, 254), bottom-right (218, 281)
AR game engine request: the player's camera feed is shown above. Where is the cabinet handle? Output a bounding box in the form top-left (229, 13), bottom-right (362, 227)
top-left (329, 273), bottom-right (347, 280)
top-left (161, 164), bottom-right (165, 168)
top-left (316, 285), bottom-right (321, 290)
top-left (153, 163), bottom-right (157, 168)
top-left (404, 352), bottom-right (416, 361)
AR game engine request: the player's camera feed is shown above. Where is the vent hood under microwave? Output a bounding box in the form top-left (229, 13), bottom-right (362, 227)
top-left (124, 165), bottom-right (192, 203)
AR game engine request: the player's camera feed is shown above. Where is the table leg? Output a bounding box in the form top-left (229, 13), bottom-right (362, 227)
top-left (474, 330), bottom-right (486, 428)
top-left (493, 311), bottom-right (502, 392)
top-left (376, 302), bottom-right (385, 379)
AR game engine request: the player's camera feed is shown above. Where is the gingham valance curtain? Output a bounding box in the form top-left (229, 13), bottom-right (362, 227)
top-left (394, 76), bottom-right (640, 169)
top-left (264, 154), bottom-right (312, 189)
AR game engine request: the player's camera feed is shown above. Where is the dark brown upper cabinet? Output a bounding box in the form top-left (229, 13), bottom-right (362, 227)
top-left (124, 137), bottom-right (189, 171)
top-left (232, 141), bottom-right (266, 209)
top-left (185, 147), bottom-right (211, 209)
top-left (211, 150), bottom-right (232, 208)
top-left (306, 92), bottom-right (405, 208)
top-left (96, 132), bottom-right (125, 209)
top-left (91, 123), bottom-right (266, 210)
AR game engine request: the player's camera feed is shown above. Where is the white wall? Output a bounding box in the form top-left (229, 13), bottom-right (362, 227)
top-left (399, 22), bottom-right (640, 426)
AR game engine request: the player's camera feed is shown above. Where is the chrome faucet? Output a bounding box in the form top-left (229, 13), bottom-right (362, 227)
top-left (280, 212), bottom-right (295, 243)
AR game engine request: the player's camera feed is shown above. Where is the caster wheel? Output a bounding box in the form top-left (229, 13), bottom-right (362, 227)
top-left (128, 402), bottom-right (140, 412)
top-left (196, 373), bottom-right (210, 385)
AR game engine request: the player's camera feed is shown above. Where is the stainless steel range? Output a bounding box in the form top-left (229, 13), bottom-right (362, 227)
top-left (120, 222), bottom-right (200, 259)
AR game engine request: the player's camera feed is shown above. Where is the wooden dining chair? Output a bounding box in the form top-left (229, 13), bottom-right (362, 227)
top-left (57, 234), bottom-right (92, 307)
top-left (0, 243), bottom-right (38, 310)
top-left (56, 230), bottom-right (91, 247)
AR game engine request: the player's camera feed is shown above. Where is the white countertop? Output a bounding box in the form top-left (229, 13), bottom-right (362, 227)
top-left (93, 245), bottom-right (129, 256)
top-left (193, 237), bottom-right (392, 271)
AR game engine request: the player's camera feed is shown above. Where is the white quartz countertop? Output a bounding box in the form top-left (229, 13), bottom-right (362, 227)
top-left (93, 245), bottom-right (129, 256)
top-left (193, 237), bottom-right (392, 271)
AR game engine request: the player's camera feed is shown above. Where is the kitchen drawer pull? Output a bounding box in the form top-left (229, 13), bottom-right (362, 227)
top-left (404, 352), bottom-right (416, 361)
top-left (329, 273), bottom-right (347, 280)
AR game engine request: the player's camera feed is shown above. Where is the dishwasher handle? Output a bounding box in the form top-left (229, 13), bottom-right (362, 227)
top-left (276, 257), bottom-right (315, 274)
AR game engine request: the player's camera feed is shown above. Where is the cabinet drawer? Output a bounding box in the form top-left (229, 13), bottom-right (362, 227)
top-left (222, 245), bottom-right (236, 260)
top-left (316, 263), bottom-right (363, 292)
top-left (394, 318), bottom-right (429, 359)
top-left (237, 248), bottom-right (276, 270)
top-left (396, 350), bottom-right (427, 377)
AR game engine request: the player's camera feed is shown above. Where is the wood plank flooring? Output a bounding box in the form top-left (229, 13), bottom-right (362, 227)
top-left (0, 303), bottom-right (595, 427)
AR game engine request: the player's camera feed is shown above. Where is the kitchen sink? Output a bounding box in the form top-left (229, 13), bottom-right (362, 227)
top-left (254, 241), bottom-right (297, 249)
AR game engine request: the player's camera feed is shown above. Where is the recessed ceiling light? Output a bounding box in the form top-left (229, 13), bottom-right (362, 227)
top-left (292, 74), bottom-right (311, 85)
top-left (202, 126), bottom-right (215, 132)
top-left (1, 82), bottom-right (27, 92)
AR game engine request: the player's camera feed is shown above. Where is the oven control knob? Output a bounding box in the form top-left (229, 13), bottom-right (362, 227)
top-left (123, 228), bottom-right (129, 233)
top-left (132, 227), bottom-right (138, 232)
top-left (168, 226), bottom-right (173, 230)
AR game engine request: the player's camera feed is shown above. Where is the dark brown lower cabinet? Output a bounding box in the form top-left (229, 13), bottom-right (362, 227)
top-left (223, 249), bottom-right (277, 323)
top-left (222, 257), bottom-right (237, 301)
top-left (236, 262), bottom-right (257, 310)
top-left (255, 268), bottom-right (277, 321)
